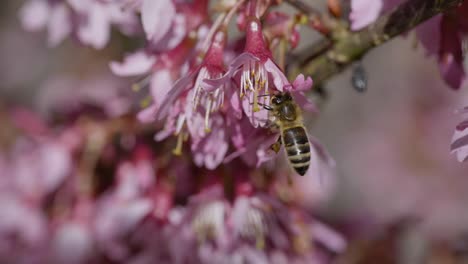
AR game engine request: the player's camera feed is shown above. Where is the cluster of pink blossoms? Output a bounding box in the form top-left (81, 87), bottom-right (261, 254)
top-left (8, 1), bottom-right (346, 262)
top-left (19, 0), bottom-right (139, 48)
top-left (19, 0), bottom-right (330, 173)
top-left (0, 94), bottom-right (344, 263)
top-left (109, 0), bottom-right (325, 172)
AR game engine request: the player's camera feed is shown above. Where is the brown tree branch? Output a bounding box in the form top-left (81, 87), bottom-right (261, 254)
top-left (289, 0), bottom-right (465, 87)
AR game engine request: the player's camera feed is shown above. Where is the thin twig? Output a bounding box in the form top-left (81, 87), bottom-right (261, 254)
top-left (285, 0), bottom-right (341, 36)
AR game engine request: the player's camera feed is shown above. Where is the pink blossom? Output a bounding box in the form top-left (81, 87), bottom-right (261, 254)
top-left (349, 0), bottom-right (383, 31)
top-left (141, 0), bottom-right (176, 43)
top-left (19, 1), bottom-right (72, 46)
top-left (110, 36), bottom-right (197, 122)
top-left (51, 222), bottom-right (95, 264)
top-left (205, 17), bottom-right (291, 128)
top-left (224, 120), bottom-right (278, 167)
top-left (19, 0), bottom-right (139, 48)
top-left (165, 184), bottom-right (345, 263)
top-left (222, 74), bottom-right (317, 168)
top-left (285, 74), bottom-right (318, 113)
top-left (349, 0), bottom-right (403, 31)
top-left (140, 0), bottom-right (209, 51)
top-left (0, 195), bottom-right (47, 263)
top-left (94, 161), bottom-right (154, 261)
top-left (150, 31), bottom-right (230, 169)
top-left (263, 11), bottom-right (302, 49)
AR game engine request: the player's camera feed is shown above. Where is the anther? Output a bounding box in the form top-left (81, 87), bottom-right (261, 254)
top-left (140, 95), bottom-right (152, 108)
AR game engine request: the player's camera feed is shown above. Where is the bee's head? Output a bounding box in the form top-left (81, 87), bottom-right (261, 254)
top-left (271, 92), bottom-right (292, 105)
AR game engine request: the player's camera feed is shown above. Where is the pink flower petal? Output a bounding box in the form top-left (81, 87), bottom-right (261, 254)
top-left (47, 4), bottom-right (72, 46)
top-left (229, 89), bottom-right (243, 119)
top-left (203, 52), bottom-right (259, 89)
top-left (292, 92), bottom-right (318, 113)
top-left (40, 144), bottom-right (71, 193)
top-left (141, 0), bottom-right (175, 42)
top-left (415, 16), bottom-right (442, 56)
top-left (264, 59), bottom-right (289, 91)
top-left (156, 73), bottom-right (195, 121)
top-left (19, 0), bottom-right (50, 31)
top-left (77, 2), bottom-right (111, 49)
top-left (440, 54), bottom-right (465, 89)
top-left (350, 0), bottom-right (383, 30)
top-left (241, 91), bottom-right (270, 128)
top-left (291, 74), bottom-right (313, 92)
top-left (52, 222), bottom-right (94, 264)
top-left (110, 51), bottom-right (156, 76)
top-left (310, 220), bottom-right (347, 253)
top-left (192, 116), bottom-right (228, 170)
top-left (137, 70), bottom-right (174, 122)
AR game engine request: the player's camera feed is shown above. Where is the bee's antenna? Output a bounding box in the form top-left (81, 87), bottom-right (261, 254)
top-left (250, 102), bottom-right (273, 111)
top-left (257, 94), bottom-right (271, 98)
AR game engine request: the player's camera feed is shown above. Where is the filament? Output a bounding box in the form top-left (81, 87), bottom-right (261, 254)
top-left (132, 74), bottom-right (152, 92)
top-left (205, 99), bottom-right (213, 133)
top-left (172, 132), bottom-right (184, 156)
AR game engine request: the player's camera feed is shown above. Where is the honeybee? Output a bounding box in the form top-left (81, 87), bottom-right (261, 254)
top-left (265, 92), bottom-right (311, 176)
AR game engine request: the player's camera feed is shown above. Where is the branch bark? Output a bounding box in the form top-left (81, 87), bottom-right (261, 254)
top-left (289, 0), bottom-right (465, 87)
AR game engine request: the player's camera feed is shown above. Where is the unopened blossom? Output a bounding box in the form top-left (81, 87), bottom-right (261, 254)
top-left (19, 0), bottom-right (138, 48)
top-left (263, 11), bottom-right (302, 49)
top-left (416, 3), bottom-right (468, 89)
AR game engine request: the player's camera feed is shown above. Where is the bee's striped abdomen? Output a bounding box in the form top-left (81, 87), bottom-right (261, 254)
top-left (282, 126), bottom-right (310, 176)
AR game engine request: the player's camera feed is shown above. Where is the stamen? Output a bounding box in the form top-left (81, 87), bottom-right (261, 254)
top-left (204, 99), bottom-right (213, 133)
top-left (132, 74), bottom-right (152, 92)
top-left (240, 205), bottom-right (268, 248)
top-left (192, 68), bottom-right (208, 110)
top-left (140, 95), bottom-right (152, 108)
top-left (172, 132), bottom-right (184, 156)
top-left (192, 87), bottom-right (201, 110)
top-left (192, 202), bottom-right (225, 242)
top-left (256, 235), bottom-right (265, 250)
top-left (253, 88), bottom-right (260, 112)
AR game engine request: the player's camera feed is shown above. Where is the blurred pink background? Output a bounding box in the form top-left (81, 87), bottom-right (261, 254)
top-left (3, 0), bottom-right (468, 262)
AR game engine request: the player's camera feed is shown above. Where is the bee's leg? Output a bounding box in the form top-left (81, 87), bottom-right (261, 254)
top-left (263, 119), bottom-right (279, 131)
top-left (270, 135), bottom-right (282, 153)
